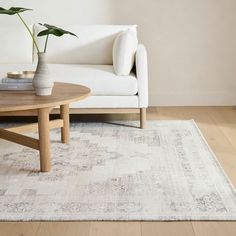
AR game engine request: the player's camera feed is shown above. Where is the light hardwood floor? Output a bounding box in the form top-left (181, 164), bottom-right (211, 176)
top-left (1, 107), bottom-right (236, 236)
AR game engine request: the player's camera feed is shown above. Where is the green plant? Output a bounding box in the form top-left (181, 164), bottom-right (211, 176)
top-left (0, 7), bottom-right (78, 54)
top-left (0, 7), bottom-right (40, 53)
top-left (37, 24), bottom-right (78, 53)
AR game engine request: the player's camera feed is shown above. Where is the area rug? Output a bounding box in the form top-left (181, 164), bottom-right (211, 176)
top-left (0, 120), bottom-right (236, 221)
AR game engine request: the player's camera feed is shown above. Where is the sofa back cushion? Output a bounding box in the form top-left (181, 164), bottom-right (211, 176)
top-left (0, 26), bottom-right (33, 63)
top-left (33, 25), bottom-right (137, 65)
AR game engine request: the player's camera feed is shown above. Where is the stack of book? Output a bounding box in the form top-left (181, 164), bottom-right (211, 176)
top-left (0, 71), bottom-right (34, 91)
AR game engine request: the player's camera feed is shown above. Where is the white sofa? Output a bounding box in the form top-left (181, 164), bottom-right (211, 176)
top-left (0, 25), bottom-right (148, 128)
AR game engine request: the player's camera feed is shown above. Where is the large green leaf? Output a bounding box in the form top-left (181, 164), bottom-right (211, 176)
top-left (0, 7), bottom-right (32, 15)
top-left (37, 24), bottom-right (78, 37)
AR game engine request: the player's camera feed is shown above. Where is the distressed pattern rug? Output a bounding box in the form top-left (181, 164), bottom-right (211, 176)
top-left (0, 120), bottom-right (236, 221)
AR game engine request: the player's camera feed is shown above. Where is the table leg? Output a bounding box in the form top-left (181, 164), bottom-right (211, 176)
top-left (60, 104), bottom-right (70, 144)
top-left (38, 107), bottom-right (51, 172)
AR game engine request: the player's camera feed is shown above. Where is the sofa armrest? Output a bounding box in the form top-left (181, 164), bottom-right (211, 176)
top-left (135, 44), bottom-right (148, 108)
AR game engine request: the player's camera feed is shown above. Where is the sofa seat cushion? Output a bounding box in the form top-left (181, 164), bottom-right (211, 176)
top-left (49, 64), bottom-right (138, 96)
top-left (0, 64), bottom-right (138, 96)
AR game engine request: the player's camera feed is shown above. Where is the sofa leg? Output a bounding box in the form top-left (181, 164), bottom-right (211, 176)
top-left (140, 108), bottom-right (146, 129)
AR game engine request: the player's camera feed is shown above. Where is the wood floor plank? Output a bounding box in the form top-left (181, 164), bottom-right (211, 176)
top-left (89, 222), bottom-right (141, 236)
top-left (208, 107), bottom-right (236, 149)
top-left (36, 222), bottom-right (90, 236)
top-left (192, 222), bottom-right (236, 236)
top-left (0, 222), bottom-right (40, 236)
top-left (153, 107), bottom-right (186, 120)
top-left (141, 222), bottom-right (195, 236)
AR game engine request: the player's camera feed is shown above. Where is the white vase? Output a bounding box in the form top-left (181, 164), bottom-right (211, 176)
top-left (33, 52), bottom-right (54, 96)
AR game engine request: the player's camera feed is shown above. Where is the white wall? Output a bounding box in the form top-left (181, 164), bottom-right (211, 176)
top-left (1, 0), bottom-right (236, 106)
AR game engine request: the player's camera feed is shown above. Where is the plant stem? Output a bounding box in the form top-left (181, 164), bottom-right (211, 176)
top-left (17, 13), bottom-right (40, 53)
top-left (44, 35), bottom-right (49, 53)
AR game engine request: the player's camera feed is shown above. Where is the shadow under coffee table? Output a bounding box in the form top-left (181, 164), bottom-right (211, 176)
top-left (0, 82), bottom-right (90, 172)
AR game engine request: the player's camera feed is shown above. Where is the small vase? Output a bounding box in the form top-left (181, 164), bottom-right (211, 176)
top-left (33, 52), bottom-right (54, 96)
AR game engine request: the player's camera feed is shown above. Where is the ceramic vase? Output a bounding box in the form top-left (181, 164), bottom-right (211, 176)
top-left (33, 52), bottom-right (54, 96)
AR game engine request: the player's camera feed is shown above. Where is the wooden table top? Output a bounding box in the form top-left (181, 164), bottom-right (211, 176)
top-left (0, 82), bottom-right (91, 112)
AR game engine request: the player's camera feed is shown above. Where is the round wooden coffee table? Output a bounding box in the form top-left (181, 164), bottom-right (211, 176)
top-left (0, 82), bottom-right (90, 172)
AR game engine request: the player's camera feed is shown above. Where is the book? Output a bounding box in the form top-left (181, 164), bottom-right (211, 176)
top-left (0, 82), bottom-right (34, 91)
top-left (1, 77), bottom-right (33, 83)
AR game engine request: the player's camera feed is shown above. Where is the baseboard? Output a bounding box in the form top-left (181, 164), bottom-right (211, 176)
top-left (149, 92), bottom-right (236, 106)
